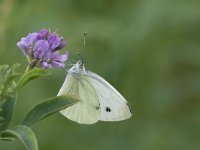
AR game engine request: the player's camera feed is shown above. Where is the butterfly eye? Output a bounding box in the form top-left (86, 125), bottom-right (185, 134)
top-left (105, 107), bottom-right (111, 112)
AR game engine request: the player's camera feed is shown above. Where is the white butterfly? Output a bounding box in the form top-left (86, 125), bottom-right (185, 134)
top-left (57, 60), bottom-right (132, 124)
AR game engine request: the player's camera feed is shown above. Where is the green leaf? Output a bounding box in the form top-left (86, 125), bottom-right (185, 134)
top-left (0, 65), bottom-right (10, 88)
top-left (3, 64), bottom-right (21, 88)
top-left (16, 67), bottom-right (50, 90)
top-left (0, 64), bottom-right (20, 96)
top-left (1, 125), bottom-right (38, 150)
top-left (0, 94), bottom-right (16, 132)
top-left (22, 95), bottom-right (79, 127)
top-left (0, 64), bottom-right (19, 132)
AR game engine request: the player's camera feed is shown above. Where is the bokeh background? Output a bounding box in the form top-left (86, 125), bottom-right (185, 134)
top-left (0, 0), bottom-right (200, 149)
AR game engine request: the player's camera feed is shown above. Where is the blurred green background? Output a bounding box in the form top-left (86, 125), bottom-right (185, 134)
top-left (1, 0), bottom-right (200, 149)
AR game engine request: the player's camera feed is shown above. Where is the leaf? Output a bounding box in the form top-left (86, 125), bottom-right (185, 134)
top-left (22, 95), bottom-right (79, 127)
top-left (0, 65), bottom-right (10, 88)
top-left (0, 64), bottom-right (20, 96)
top-left (0, 125), bottom-right (38, 150)
top-left (0, 94), bottom-right (16, 132)
top-left (16, 67), bottom-right (50, 90)
top-left (0, 64), bottom-right (19, 132)
top-left (3, 64), bottom-right (21, 88)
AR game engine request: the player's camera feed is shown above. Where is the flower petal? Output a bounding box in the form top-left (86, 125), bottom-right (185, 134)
top-left (54, 38), bottom-right (67, 50)
top-left (34, 40), bottom-right (49, 52)
top-left (17, 32), bottom-right (38, 56)
top-left (26, 33), bottom-right (38, 44)
top-left (41, 62), bottom-right (52, 69)
top-left (51, 51), bottom-right (68, 61)
top-left (51, 61), bottom-right (65, 68)
top-left (37, 29), bottom-right (49, 40)
top-left (48, 33), bottom-right (61, 50)
top-left (17, 40), bottom-right (30, 56)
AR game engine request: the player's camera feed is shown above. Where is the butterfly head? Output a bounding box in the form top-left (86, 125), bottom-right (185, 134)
top-left (69, 60), bottom-right (85, 74)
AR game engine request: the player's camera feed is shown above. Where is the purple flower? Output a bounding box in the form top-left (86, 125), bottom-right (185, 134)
top-left (17, 29), bottom-right (68, 69)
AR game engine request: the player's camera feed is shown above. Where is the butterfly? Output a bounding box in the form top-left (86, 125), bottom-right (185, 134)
top-left (57, 60), bottom-right (132, 124)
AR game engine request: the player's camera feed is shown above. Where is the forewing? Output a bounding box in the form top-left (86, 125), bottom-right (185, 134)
top-left (57, 73), bottom-right (100, 124)
top-left (84, 71), bottom-right (132, 121)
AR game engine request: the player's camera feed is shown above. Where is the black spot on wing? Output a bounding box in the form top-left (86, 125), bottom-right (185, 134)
top-left (105, 107), bottom-right (111, 112)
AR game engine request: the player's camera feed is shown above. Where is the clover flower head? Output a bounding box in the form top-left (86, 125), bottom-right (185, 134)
top-left (17, 29), bottom-right (68, 69)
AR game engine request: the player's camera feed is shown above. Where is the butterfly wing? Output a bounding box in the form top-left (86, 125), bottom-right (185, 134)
top-left (58, 72), bottom-right (100, 124)
top-left (83, 71), bottom-right (132, 121)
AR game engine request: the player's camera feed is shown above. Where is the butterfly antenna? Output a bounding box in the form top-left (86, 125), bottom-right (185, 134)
top-left (76, 30), bottom-right (86, 65)
top-left (83, 30), bottom-right (86, 47)
top-left (77, 52), bottom-right (84, 65)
